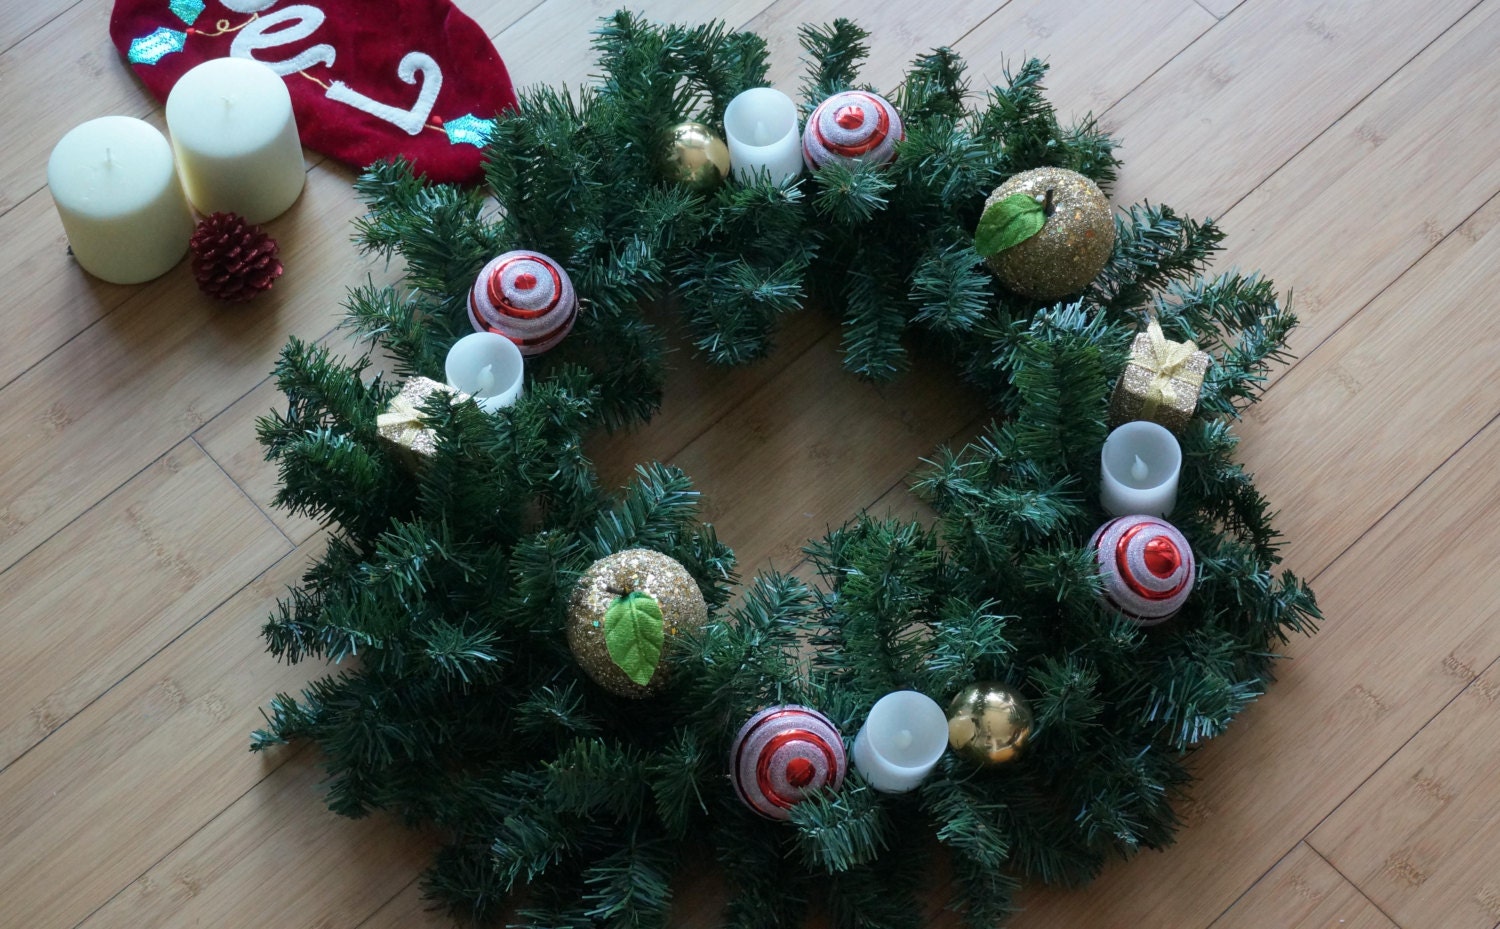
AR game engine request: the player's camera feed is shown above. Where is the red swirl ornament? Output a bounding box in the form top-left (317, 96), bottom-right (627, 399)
top-left (1088, 515), bottom-right (1195, 625)
top-left (802, 90), bottom-right (904, 170)
top-left (730, 705), bottom-right (847, 820)
top-left (467, 250), bottom-right (578, 355)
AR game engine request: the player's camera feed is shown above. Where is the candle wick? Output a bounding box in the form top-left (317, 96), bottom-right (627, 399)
top-left (104, 147), bottom-right (114, 166)
top-left (1130, 454), bottom-right (1149, 483)
top-left (475, 363), bottom-right (495, 396)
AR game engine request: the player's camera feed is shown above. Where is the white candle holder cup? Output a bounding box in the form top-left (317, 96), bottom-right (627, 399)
top-left (445, 333), bottom-right (524, 413)
top-left (852, 690), bottom-right (949, 794)
top-left (723, 88), bottom-right (803, 187)
top-left (1099, 420), bottom-right (1182, 518)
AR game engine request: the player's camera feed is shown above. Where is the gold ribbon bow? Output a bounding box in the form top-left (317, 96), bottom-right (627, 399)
top-left (376, 393), bottom-right (427, 434)
top-left (1138, 317), bottom-right (1203, 419)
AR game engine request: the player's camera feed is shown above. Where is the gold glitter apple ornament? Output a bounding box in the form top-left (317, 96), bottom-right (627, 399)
top-left (566, 549), bottom-right (709, 698)
top-left (975, 166), bottom-right (1116, 301)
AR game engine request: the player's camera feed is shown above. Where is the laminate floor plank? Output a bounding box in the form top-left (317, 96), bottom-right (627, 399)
top-left (0, 440), bottom-right (289, 771)
top-left (1311, 661), bottom-right (1500, 929)
top-left (73, 756), bottom-right (438, 929)
top-left (0, 166), bottom-right (371, 575)
top-left (1209, 843), bottom-right (1399, 929)
top-left (1100, 0), bottom-right (1481, 217)
top-left (1237, 192), bottom-right (1500, 580)
top-left (0, 536), bottom-right (322, 929)
top-left (0, 0), bottom-right (148, 215)
top-left (1212, 0), bottom-right (1500, 384)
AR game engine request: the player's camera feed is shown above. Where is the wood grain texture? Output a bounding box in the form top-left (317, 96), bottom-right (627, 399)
top-left (0, 440), bottom-right (289, 769)
top-left (1214, 0), bottom-right (1500, 383)
top-left (355, 881), bottom-right (452, 929)
top-left (496, 0), bottom-right (779, 89)
top-left (73, 755), bottom-right (438, 929)
top-left (1101, 0), bottom-right (1481, 216)
top-left (1238, 192), bottom-right (1500, 579)
top-left (0, 188), bottom-right (142, 385)
top-left (953, 0), bottom-right (1217, 119)
top-left (664, 330), bottom-right (973, 575)
top-left (0, 536), bottom-right (323, 929)
top-left (747, 0), bottom-right (1026, 90)
top-left (6, 1), bottom-right (1500, 928)
top-left (1209, 844), bottom-right (1399, 929)
top-left (0, 0), bottom-right (79, 53)
top-left (1194, 0), bottom-right (1242, 20)
top-left (0, 0), bottom-right (152, 214)
top-left (194, 375), bottom-right (324, 546)
top-left (0, 166), bottom-right (370, 574)
top-left (1311, 662), bottom-right (1500, 929)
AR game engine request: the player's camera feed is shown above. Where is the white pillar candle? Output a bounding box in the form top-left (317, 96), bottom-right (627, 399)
top-left (165, 57), bottom-right (305, 223)
top-left (1100, 420), bottom-right (1182, 518)
top-left (723, 87), bottom-right (803, 186)
top-left (852, 690), bottom-right (948, 793)
top-left (445, 333), bottom-right (524, 413)
top-left (46, 116), bottom-right (194, 285)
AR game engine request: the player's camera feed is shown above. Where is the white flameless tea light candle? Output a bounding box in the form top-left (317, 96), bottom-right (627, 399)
top-left (47, 116), bottom-right (195, 284)
top-left (445, 332), bottom-right (524, 413)
top-left (723, 87), bottom-right (803, 186)
top-left (1100, 420), bottom-right (1182, 518)
top-left (852, 690), bottom-right (948, 793)
top-left (165, 57), bottom-right (306, 223)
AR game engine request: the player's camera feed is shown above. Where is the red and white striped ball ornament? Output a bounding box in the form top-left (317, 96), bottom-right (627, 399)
top-left (1089, 515), bottom-right (1196, 625)
top-left (730, 705), bottom-right (848, 820)
top-left (802, 90), bottom-right (904, 170)
top-left (467, 250), bottom-right (578, 355)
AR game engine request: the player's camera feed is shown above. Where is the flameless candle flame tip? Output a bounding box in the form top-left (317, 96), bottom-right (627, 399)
top-left (894, 729), bottom-right (913, 750)
top-left (476, 363), bottom-right (495, 396)
top-left (1130, 454), bottom-right (1148, 483)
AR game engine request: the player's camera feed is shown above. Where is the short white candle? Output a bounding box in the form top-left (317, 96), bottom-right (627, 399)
top-left (852, 690), bottom-right (948, 793)
top-left (723, 88), bottom-right (803, 186)
top-left (1100, 420), bottom-right (1182, 518)
top-left (445, 333), bottom-right (524, 413)
top-left (165, 57), bottom-right (305, 223)
top-left (47, 117), bottom-right (195, 285)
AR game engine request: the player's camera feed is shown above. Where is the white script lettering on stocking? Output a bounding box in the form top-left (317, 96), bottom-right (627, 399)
top-left (227, 2), bottom-right (447, 137)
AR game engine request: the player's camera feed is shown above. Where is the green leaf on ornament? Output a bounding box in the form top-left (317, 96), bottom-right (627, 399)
top-left (604, 591), bottom-right (665, 686)
top-left (975, 193), bottom-right (1047, 257)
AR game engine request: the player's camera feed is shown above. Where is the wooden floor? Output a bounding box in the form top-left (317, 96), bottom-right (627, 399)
top-left (3, 0), bottom-right (1499, 926)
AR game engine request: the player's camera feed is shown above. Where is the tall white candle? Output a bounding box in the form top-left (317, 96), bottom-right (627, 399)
top-left (47, 117), bottom-right (195, 285)
top-left (1100, 420), bottom-right (1182, 518)
top-left (165, 57), bottom-right (305, 223)
top-left (723, 88), bottom-right (803, 186)
top-left (852, 690), bottom-right (948, 793)
top-left (445, 333), bottom-right (524, 412)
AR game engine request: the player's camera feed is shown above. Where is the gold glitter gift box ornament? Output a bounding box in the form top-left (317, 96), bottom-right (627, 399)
top-left (375, 376), bottom-right (467, 470)
top-left (1108, 317), bottom-right (1212, 434)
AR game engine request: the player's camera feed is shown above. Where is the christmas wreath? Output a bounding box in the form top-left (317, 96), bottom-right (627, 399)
top-left (251, 13), bottom-right (1320, 928)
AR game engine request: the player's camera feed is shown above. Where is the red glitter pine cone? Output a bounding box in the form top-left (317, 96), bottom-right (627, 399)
top-left (189, 212), bottom-right (284, 302)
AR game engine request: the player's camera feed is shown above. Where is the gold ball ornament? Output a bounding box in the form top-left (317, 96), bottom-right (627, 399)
top-left (946, 682), bottom-right (1034, 766)
top-left (663, 121), bottom-right (730, 193)
top-left (981, 167), bottom-right (1115, 301)
top-left (566, 549), bottom-right (709, 698)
